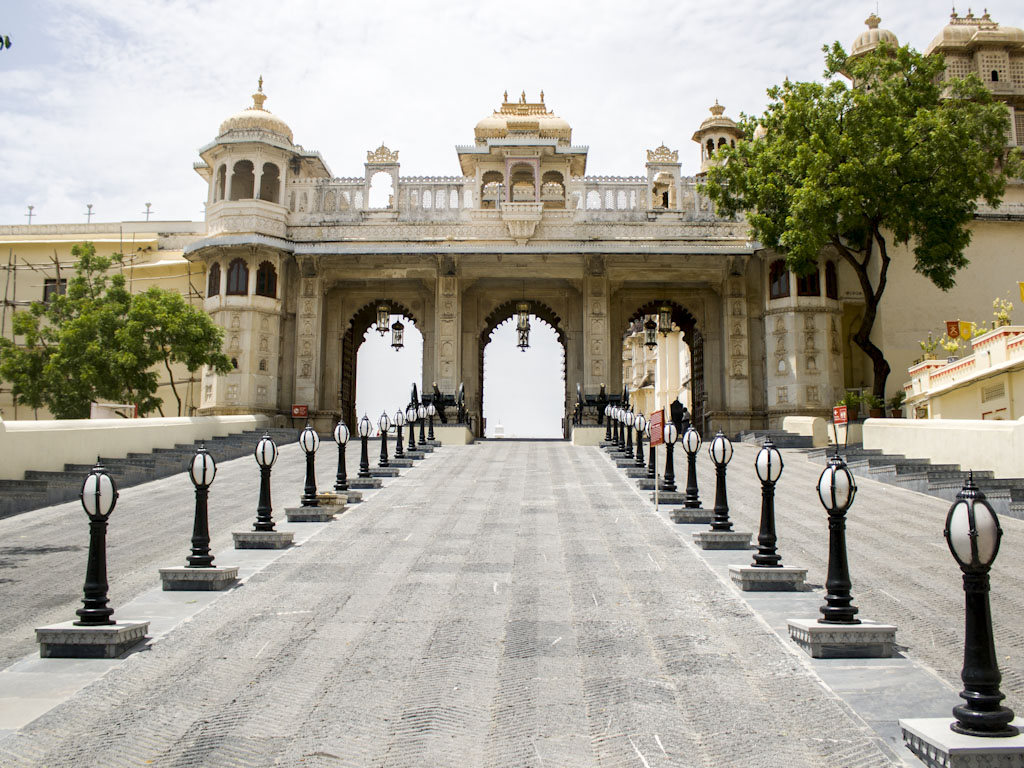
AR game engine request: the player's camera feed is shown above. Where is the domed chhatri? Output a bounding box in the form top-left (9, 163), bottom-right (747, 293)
top-left (218, 76), bottom-right (294, 143)
top-left (850, 13), bottom-right (900, 57)
top-left (691, 101), bottom-right (742, 174)
top-left (474, 90), bottom-right (572, 146)
top-left (926, 8), bottom-right (1024, 54)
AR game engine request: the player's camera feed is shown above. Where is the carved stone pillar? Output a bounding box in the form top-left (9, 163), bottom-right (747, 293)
top-left (726, 276), bottom-right (752, 414)
top-left (435, 272), bottom-right (461, 395)
top-left (583, 255), bottom-right (609, 395)
top-left (293, 257), bottom-right (323, 413)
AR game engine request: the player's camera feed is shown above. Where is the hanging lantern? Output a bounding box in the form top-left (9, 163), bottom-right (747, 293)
top-left (658, 305), bottom-right (672, 335)
top-left (376, 303), bottom-right (391, 336)
top-left (391, 319), bottom-right (405, 350)
top-left (517, 326), bottom-right (530, 351)
top-left (643, 317), bottom-right (658, 349)
top-left (516, 302), bottom-right (530, 331)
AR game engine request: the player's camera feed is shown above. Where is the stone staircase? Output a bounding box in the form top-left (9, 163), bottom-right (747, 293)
top-left (805, 444), bottom-right (1024, 521)
top-left (736, 429), bottom-right (816, 449)
top-left (1, 427), bottom-right (300, 520)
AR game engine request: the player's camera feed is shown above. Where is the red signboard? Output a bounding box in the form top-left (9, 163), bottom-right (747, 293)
top-left (291, 404), bottom-right (308, 419)
top-left (649, 410), bottom-right (665, 446)
top-left (833, 405), bottom-right (848, 426)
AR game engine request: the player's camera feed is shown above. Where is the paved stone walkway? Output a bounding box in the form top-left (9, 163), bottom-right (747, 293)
top-left (0, 441), bottom-right (909, 767)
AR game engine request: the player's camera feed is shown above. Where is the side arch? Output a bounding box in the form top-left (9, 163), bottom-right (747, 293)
top-left (339, 299), bottom-right (419, 430)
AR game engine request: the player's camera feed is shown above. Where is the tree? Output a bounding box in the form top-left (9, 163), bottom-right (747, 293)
top-left (0, 243), bottom-right (231, 418)
top-left (702, 41), bottom-right (1022, 397)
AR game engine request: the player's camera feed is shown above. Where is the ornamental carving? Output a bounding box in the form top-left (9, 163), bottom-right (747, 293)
top-left (647, 144), bottom-right (679, 163)
top-left (367, 144), bottom-right (399, 164)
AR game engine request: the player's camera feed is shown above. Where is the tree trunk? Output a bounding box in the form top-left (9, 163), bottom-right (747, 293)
top-left (164, 356), bottom-right (183, 416)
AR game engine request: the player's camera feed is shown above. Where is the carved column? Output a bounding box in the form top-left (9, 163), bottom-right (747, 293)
top-left (435, 259), bottom-right (461, 395)
top-left (583, 255), bottom-right (609, 396)
top-left (725, 275), bottom-right (752, 423)
top-left (293, 257), bottom-right (324, 414)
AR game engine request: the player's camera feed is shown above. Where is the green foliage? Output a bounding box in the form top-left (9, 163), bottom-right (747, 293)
top-left (0, 243), bottom-right (230, 418)
top-left (862, 393), bottom-right (884, 409)
top-left (836, 391), bottom-right (861, 408)
top-left (702, 40), bottom-right (1022, 397)
top-left (887, 390), bottom-right (907, 410)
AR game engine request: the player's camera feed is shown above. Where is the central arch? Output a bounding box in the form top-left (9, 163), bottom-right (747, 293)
top-left (625, 299), bottom-right (705, 432)
top-left (478, 299), bottom-right (568, 438)
top-left (340, 299), bottom-right (420, 430)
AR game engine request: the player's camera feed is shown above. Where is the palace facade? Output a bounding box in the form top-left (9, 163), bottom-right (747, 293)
top-left (0, 11), bottom-right (1022, 433)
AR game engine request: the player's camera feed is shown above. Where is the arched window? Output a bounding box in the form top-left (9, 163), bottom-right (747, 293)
top-left (797, 267), bottom-right (821, 297)
top-left (259, 163), bottom-right (280, 203)
top-left (226, 258), bottom-right (249, 295)
top-left (215, 165), bottom-right (226, 201)
top-left (207, 262), bottom-right (221, 297)
top-left (769, 260), bottom-right (790, 299)
top-left (540, 170), bottom-right (565, 209)
top-left (992, 70), bottom-right (999, 82)
top-left (480, 170), bottom-right (503, 209)
top-left (706, 139), bottom-right (714, 157)
top-left (586, 190), bottom-right (600, 209)
top-left (229, 160), bottom-right (255, 200)
top-left (368, 171), bottom-right (394, 209)
top-left (255, 261), bottom-right (277, 298)
top-left (717, 137), bottom-right (728, 149)
top-left (825, 261), bottom-right (838, 299)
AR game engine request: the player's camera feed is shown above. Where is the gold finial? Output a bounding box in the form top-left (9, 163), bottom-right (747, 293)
top-left (251, 76), bottom-right (267, 111)
top-left (540, 89), bottom-right (544, 103)
top-left (865, 12), bottom-right (881, 29)
top-left (520, 90), bottom-right (526, 103)
top-left (503, 90), bottom-right (508, 102)
top-left (710, 100), bottom-right (725, 116)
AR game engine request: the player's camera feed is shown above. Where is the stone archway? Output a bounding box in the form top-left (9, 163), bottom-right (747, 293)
top-left (478, 299), bottom-right (568, 437)
top-left (339, 299), bottom-right (419, 431)
top-left (625, 299), bottom-right (705, 432)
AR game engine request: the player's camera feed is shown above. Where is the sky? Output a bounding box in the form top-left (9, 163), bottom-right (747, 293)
top-left (2, 0), bottom-right (1014, 225)
top-left (2, 0), bottom-right (1019, 434)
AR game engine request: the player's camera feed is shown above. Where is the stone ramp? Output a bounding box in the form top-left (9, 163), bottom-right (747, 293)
top-left (0, 442), bottom-right (899, 768)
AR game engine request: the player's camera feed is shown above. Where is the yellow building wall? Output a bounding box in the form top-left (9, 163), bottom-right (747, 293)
top-left (0, 222), bottom-right (207, 419)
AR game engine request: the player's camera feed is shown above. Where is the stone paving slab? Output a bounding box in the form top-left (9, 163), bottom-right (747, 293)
top-left (0, 442), bottom-right (900, 767)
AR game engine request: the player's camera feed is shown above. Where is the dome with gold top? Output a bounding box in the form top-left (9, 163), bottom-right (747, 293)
top-left (474, 91), bottom-right (571, 146)
top-left (692, 101), bottom-right (740, 139)
top-left (925, 9), bottom-right (1024, 55)
top-left (851, 13), bottom-right (899, 57)
top-left (218, 78), bottom-right (294, 143)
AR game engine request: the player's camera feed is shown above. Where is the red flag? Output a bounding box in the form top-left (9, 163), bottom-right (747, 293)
top-left (946, 321), bottom-right (960, 339)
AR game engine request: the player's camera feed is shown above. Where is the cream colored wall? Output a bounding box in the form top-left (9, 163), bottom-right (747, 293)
top-left (781, 416), bottom-right (829, 447)
top-left (863, 417), bottom-right (1024, 479)
top-left (0, 413), bottom-right (270, 481)
top-left (0, 223), bottom-right (207, 419)
top-left (432, 425), bottom-right (474, 445)
top-left (872, 209), bottom-right (1024, 406)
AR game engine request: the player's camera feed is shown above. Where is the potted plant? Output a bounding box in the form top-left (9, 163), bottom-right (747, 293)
top-left (919, 333), bottom-right (939, 360)
top-left (863, 393), bottom-right (884, 419)
top-left (887, 390), bottom-right (906, 418)
top-left (836, 391), bottom-right (861, 421)
top-left (940, 334), bottom-right (961, 362)
top-left (993, 296), bottom-right (1013, 327)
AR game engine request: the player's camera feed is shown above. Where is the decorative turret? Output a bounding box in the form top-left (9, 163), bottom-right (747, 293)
top-left (218, 77), bottom-right (294, 143)
top-left (691, 102), bottom-right (743, 175)
top-left (850, 13), bottom-right (900, 58)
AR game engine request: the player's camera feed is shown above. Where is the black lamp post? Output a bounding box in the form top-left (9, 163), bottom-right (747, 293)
top-left (616, 407), bottom-right (625, 451)
top-left (634, 413), bottom-right (646, 469)
top-left (333, 420), bottom-right (350, 491)
top-left (604, 404), bottom-right (612, 442)
top-left (662, 422), bottom-right (679, 492)
top-left (393, 409), bottom-right (405, 459)
top-left (752, 437), bottom-right (784, 567)
top-left (427, 403), bottom-right (437, 441)
top-left (417, 403), bottom-right (427, 444)
top-left (646, 420), bottom-right (656, 480)
top-left (253, 433), bottom-right (278, 531)
top-left (299, 423), bottom-right (320, 507)
top-left (74, 461), bottom-right (119, 626)
top-left (624, 408), bottom-right (635, 459)
top-left (681, 426), bottom-right (703, 509)
top-left (708, 430), bottom-right (734, 531)
top-left (357, 415), bottom-right (371, 478)
top-left (944, 474), bottom-right (1017, 737)
top-left (186, 445), bottom-right (217, 567)
top-left (378, 411), bottom-right (392, 467)
top-left (406, 404), bottom-right (418, 451)
top-left (816, 451), bottom-right (860, 624)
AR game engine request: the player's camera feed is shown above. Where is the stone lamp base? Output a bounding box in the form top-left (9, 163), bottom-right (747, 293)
top-left (284, 507), bottom-right (336, 523)
top-left (787, 618), bottom-right (897, 658)
top-left (900, 718), bottom-right (1024, 767)
top-left (729, 564), bottom-right (807, 591)
top-left (36, 620), bottom-right (149, 658)
top-left (692, 530), bottom-right (753, 550)
top-left (159, 565), bottom-right (239, 591)
top-left (233, 530), bottom-right (294, 549)
top-left (671, 507), bottom-right (712, 524)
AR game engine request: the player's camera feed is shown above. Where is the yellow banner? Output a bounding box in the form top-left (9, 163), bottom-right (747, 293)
top-left (960, 321), bottom-right (974, 339)
top-left (1019, 281), bottom-right (1024, 303)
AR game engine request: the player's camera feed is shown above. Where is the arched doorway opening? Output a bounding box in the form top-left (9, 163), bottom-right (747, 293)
top-left (623, 300), bottom-right (705, 433)
top-left (479, 300), bottom-right (567, 438)
top-left (340, 300), bottom-right (422, 431)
